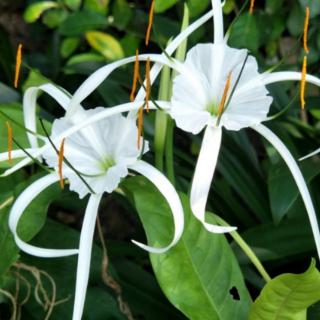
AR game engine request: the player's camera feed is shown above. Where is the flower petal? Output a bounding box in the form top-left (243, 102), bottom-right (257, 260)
top-left (0, 149), bottom-right (37, 162)
top-left (129, 160), bottom-right (184, 253)
top-left (300, 148), bottom-right (320, 161)
top-left (211, 0), bottom-right (224, 44)
top-left (23, 84), bottom-right (73, 149)
top-left (253, 124), bottom-right (320, 260)
top-left (8, 173), bottom-right (79, 257)
top-left (261, 71), bottom-right (320, 87)
top-left (1, 100), bottom-right (170, 178)
top-left (68, 55), bottom-right (182, 116)
top-left (190, 126), bottom-right (236, 233)
top-left (72, 193), bottom-right (102, 320)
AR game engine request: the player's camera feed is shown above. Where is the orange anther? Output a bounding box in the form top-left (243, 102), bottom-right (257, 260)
top-left (6, 121), bottom-right (12, 164)
top-left (145, 0), bottom-right (155, 46)
top-left (217, 72), bottom-right (232, 117)
top-left (145, 58), bottom-right (151, 112)
top-left (130, 49), bottom-right (140, 102)
top-left (58, 138), bottom-right (65, 189)
top-left (14, 44), bottom-right (23, 89)
top-left (249, 0), bottom-right (255, 15)
top-left (300, 56), bottom-right (307, 110)
top-left (303, 6), bottom-right (310, 54)
top-left (137, 107), bottom-right (144, 149)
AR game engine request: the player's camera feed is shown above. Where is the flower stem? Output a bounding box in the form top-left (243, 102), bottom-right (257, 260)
top-left (165, 118), bottom-right (175, 185)
top-left (213, 214), bottom-right (272, 283)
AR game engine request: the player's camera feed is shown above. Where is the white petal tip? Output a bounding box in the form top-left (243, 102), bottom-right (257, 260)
top-left (204, 224), bottom-right (237, 234)
top-left (131, 239), bottom-right (170, 254)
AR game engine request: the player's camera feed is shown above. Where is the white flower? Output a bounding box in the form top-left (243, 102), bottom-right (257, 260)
top-left (5, 85), bottom-right (184, 320)
top-left (170, 43), bottom-right (273, 134)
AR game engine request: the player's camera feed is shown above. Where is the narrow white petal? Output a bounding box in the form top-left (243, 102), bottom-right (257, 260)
top-left (129, 160), bottom-right (184, 253)
top-left (300, 148), bottom-right (320, 161)
top-left (211, 0), bottom-right (224, 44)
top-left (0, 149), bottom-right (37, 162)
top-left (8, 173), bottom-right (79, 257)
top-left (68, 55), bottom-right (181, 116)
top-left (253, 124), bottom-right (320, 260)
top-left (134, 10), bottom-right (214, 103)
top-left (261, 71), bottom-right (320, 87)
top-left (72, 194), bottom-right (102, 320)
top-left (1, 100), bottom-right (171, 178)
top-left (191, 126), bottom-right (236, 233)
top-left (23, 84), bottom-right (74, 149)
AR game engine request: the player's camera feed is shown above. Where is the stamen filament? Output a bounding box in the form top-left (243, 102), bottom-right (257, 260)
top-left (6, 121), bottom-right (13, 164)
top-left (137, 106), bottom-right (144, 149)
top-left (249, 0), bottom-right (255, 15)
top-left (145, 0), bottom-right (155, 46)
top-left (303, 6), bottom-right (310, 54)
top-left (14, 44), bottom-right (23, 89)
top-left (300, 56), bottom-right (307, 110)
top-left (58, 138), bottom-right (65, 189)
top-left (145, 58), bottom-right (151, 112)
top-left (130, 49), bottom-right (140, 102)
top-left (217, 72), bottom-right (232, 118)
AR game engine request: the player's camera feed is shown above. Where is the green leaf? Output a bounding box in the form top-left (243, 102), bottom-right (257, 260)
top-left (268, 160), bottom-right (320, 224)
top-left (84, 0), bottom-right (109, 14)
top-left (123, 177), bottom-right (251, 320)
top-left (86, 31), bottom-right (124, 60)
top-left (112, 0), bottom-right (133, 30)
top-left (24, 1), bottom-right (59, 23)
top-left (42, 9), bottom-right (68, 28)
top-left (228, 13), bottom-right (261, 52)
top-left (15, 174), bottom-right (62, 242)
top-left (187, 0), bottom-right (210, 17)
top-left (58, 11), bottom-right (108, 36)
top-left (154, 0), bottom-right (179, 13)
top-left (249, 259), bottom-right (320, 319)
top-left (60, 37), bottom-right (80, 58)
top-left (63, 0), bottom-right (81, 11)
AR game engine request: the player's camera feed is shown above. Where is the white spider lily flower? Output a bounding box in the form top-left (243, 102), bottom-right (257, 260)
top-left (168, 0), bottom-right (320, 257)
top-left (6, 87), bottom-right (184, 320)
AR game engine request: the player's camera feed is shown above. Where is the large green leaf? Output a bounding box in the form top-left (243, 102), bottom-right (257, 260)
top-left (123, 176), bottom-right (251, 320)
top-left (154, 0), bottom-right (179, 13)
top-left (268, 160), bottom-right (320, 224)
top-left (249, 260), bottom-right (320, 319)
top-left (58, 11), bottom-right (108, 36)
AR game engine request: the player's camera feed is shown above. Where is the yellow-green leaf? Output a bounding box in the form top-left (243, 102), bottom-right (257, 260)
top-left (23, 1), bottom-right (59, 23)
top-left (85, 31), bottom-right (124, 60)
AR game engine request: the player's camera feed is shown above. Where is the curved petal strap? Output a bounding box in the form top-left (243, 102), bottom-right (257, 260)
top-left (0, 149), bottom-right (37, 162)
top-left (129, 160), bottom-right (184, 253)
top-left (68, 55), bottom-right (181, 117)
top-left (8, 173), bottom-right (79, 257)
top-left (253, 124), bottom-right (320, 260)
top-left (300, 148), bottom-right (320, 161)
top-left (1, 100), bottom-right (171, 178)
top-left (211, 0), bottom-right (224, 44)
top-left (190, 126), bottom-right (237, 233)
top-left (261, 71), bottom-right (320, 87)
top-left (72, 194), bottom-right (102, 320)
top-left (23, 84), bottom-right (74, 149)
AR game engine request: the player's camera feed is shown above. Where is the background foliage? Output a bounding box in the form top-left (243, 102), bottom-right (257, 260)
top-left (1, 0), bottom-right (320, 319)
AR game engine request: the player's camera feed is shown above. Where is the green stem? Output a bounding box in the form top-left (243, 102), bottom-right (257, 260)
top-left (165, 118), bottom-right (175, 185)
top-left (154, 64), bottom-right (171, 171)
top-left (214, 214), bottom-right (272, 283)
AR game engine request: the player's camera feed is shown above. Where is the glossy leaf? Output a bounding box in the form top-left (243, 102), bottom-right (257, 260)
top-left (60, 37), bottom-right (80, 58)
top-left (249, 260), bottom-right (320, 319)
top-left (154, 0), bottom-right (179, 13)
top-left (124, 176), bottom-right (251, 320)
top-left (24, 1), bottom-right (59, 23)
top-left (86, 31), bottom-right (124, 60)
top-left (58, 12), bottom-right (108, 36)
top-left (84, 0), bottom-right (109, 14)
top-left (112, 0), bottom-right (132, 30)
